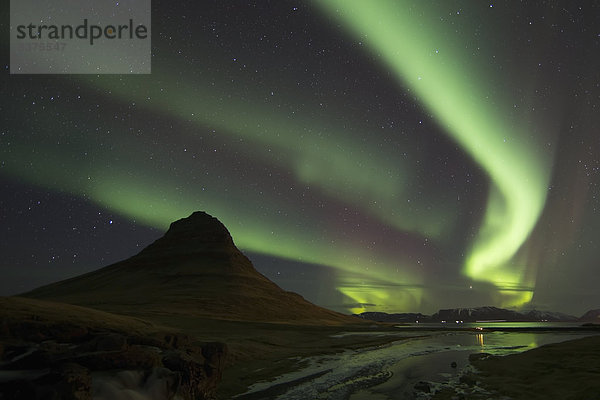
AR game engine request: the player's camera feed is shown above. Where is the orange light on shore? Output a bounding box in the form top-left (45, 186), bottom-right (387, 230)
top-left (476, 333), bottom-right (484, 347)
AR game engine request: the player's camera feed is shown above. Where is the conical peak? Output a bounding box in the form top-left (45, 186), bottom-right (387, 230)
top-left (163, 211), bottom-right (234, 245)
top-left (138, 212), bottom-right (236, 257)
top-left (22, 211), bottom-right (358, 324)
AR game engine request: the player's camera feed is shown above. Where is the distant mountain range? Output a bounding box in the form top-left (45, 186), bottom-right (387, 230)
top-left (579, 309), bottom-right (600, 323)
top-left (356, 306), bottom-right (599, 323)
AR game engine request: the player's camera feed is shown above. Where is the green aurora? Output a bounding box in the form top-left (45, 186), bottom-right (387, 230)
top-left (315, 0), bottom-right (557, 307)
top-left (3, 71), bottom-right (433, 312)
top-left (2, 1), bottom-right (596, 315)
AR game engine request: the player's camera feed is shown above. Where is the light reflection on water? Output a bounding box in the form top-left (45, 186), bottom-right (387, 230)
top-left (399, 321), bottom-right (582, 329)
top-left (476, 332), bottom-right (484, 347)
top-left (239, 327), bottom-right (598, 400)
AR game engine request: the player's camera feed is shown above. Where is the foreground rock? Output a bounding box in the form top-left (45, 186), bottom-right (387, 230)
top-left (0, 296), bottom-right (226, 400)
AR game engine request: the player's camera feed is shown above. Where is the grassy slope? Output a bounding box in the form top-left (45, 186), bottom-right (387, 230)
top-left (1, 296), bottom-right (157, 333)
top-left (23, 251), bottom-right (357, 325)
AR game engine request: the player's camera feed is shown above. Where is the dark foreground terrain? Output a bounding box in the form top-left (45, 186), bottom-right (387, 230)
top-left (0, 296), bottom-right (402, 399)
top-left (3, 213), bottom-right (599, 399)
top-left (2, 295), bottom-right (599, 399)
top-left (432, 333), bottom-right (600, 400)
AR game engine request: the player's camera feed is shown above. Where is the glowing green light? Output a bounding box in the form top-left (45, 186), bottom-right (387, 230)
top-left (3, 2), bottom-right (557, 312)
top-left (2, 93), bottom-right (428, 312)
top-left (315, 0), bottom-right (552, 303)
top-left (95, 176), bottom-right (427, 313)
top-left (80, 70), bottom-right (454, 240)
top-left (337, 279), bottom-right (423, 315)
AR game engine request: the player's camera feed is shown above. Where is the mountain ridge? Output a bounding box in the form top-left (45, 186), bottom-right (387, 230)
top-left (355, 306), bottom-right (590, 323)
top-left (24, 211), bottom-right (357, 325)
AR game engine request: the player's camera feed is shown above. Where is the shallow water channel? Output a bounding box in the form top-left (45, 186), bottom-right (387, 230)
top-left (237, 324), bottom-right (599, 400)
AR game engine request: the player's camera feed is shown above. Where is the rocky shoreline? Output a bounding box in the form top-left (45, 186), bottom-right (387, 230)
top-left (0, 297), bottom-right (227, 400)
top-left (427, 334), bottom-right (600, 399)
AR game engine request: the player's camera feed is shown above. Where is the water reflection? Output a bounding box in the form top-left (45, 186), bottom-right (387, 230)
top-left (476, 333), bottom-right (484, 347)
top-left (244, 329), bottom-right (596, 399)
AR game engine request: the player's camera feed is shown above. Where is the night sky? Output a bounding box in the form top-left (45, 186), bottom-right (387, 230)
top-left (1, 1), bottom-right (599, 316)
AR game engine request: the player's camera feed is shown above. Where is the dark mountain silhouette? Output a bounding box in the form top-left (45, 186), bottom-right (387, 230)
top-left (434, 306), bottom-right (525, 322)
top-left (354, 312), bottom-right (432, 323)
top-left (524, 309), bottom-right (578, 322)
top-left (24, 212), bottom-right (356, 325)
top-left (357, 306), bottom-right (579, 323)
top-left (579, 309), bottom-right (600, 323)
